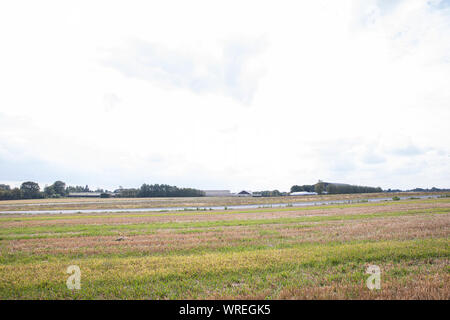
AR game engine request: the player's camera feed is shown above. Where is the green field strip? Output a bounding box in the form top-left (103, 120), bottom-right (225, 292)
top-left (0, 207), bottom-right (448, 240)
top-left (0, 238), bottom-right (448, 299)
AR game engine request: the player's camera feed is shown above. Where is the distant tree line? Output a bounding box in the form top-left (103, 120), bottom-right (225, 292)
top-left (257, 190), bottom-right (289, 197)
top-left (406, 187), bottom-right (450, 192)
top-left (65, 185), bottom-right (91, 193)
top-left (384, 187), bottom-right (449, 193)
top-left (291, 181), bottom-right (382, 195)
top-left (115, 184), bottom-right (205, 198)
top-left (0, 181), bottom-right (204, 200)
top-left (323, 183), bottom-right (382, 194)
top-left (0, 181), bottom-right (87, 200)
top-left (1, 179), bottom-right (448, 201)
top-left (290, 185), bottom-right (316, 193)
top-left (0, 181), bottom-right (45, 200)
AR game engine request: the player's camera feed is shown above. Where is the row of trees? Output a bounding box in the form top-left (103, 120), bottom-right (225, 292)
top-left (0, 181), bottom-right (205, 200)
top-left (291, 181), bottom-right (382, 195)
top-left (116, 184), bottom-right (205, 198)
top-left (290, 185), bottom-right (316, 193)
top-left (0, 181), bottom-right (87, 200)
top-left (2, 179), bottom-right (447, 201)
top-left (293, 181), bottom-right (450, 195)
top-left (321, 183), bottom-right (382, 194)
top-left (409, 187), bottom-right (450, 192)
top-left (258, 190), bottom-right (289, 197)
top-left (0, 182), bottom-right (44, 200)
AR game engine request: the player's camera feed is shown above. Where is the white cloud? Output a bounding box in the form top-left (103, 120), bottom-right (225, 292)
top-left (0, 0), bottom-right (449, 191)
top-left (102, 37), bottom-right (267, 104)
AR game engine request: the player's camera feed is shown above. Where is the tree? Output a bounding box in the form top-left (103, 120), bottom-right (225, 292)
top-left (20, 181), bottom-right (41, 199)
top-left (44, 185), bottom-right (55, 197)
top-left (52, 181), bottom-right (66, 196)
top-left (326, 184), bottom-right (337, 194)
top-left (314, 182), bottom-right (325, 195)
top-left (135, 183), bottom-right (204, 198)
top-left (117, 188), bottom-right (139, 197)
top-left (66, 185), bottom-right (88, 193)
top-left (291, 185), bottom-right (315, 193)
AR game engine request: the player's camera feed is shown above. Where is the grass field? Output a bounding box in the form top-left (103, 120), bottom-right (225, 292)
top-left (0, 195), bottom-right (449, 299)
top-left (0, 192), bottom-right (436, 211)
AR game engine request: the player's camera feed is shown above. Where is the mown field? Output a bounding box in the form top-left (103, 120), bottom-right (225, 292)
top-left (0, 192), bottom-right (433, 211)
top-left (0, 196), bottom-right (449, 299)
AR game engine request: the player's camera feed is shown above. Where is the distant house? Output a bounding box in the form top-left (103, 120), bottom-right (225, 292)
top-left (67, 192), bottom-right (102, 198)
top-left (289, 191), bottom-right (318, 196)
top-left (251, 192), bottom-right (262, 197)
top-left (202, 190), bottom-right (231, 197)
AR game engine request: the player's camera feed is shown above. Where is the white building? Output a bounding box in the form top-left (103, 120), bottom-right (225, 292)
top-left (202, 190), bottom-right (231, 197)
top-left (289, 191), bottom-right (318, 196)
top-left (67, 192), bottom-right (102, 197)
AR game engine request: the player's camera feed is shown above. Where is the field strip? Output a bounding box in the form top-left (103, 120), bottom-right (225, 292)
top-left (1, 198), bottom-right (449, 222)
top-left (0, 238), bottom-right (448, 299)
top-left (0, 197), bottom-right (449, 214)
top-left (3, 214), bottom-right (448, 265)
top-left (0, 207), bottom-right (448, 240)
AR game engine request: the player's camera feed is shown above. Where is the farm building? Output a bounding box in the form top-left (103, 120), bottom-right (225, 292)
top-left (202, 190), bottom-right (231, 197)
top-left (236, 190), bottom-right (252, 197)
top-left (289, 191), bottom-right (318, 196)
top-left (67, 192), bottom-right (102, 198)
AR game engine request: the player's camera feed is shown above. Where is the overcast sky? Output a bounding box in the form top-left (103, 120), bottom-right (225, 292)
top-left (0, 0), bottom-right (449, 192)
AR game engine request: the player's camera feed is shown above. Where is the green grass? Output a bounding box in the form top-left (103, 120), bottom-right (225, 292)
top-left (1, 197), bottom-right (448, 221)
top-left (0, 238), bottom-right (447, 299)
top-left (1, 207), bottom-right (448, 240)
top-left (1, 198), bottom-right (448, 299)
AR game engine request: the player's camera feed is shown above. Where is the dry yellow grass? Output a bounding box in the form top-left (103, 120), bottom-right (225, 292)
top-left (0, 197), bottom-right (448, 299)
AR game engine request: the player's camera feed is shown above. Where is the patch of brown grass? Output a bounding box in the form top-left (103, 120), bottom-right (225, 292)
top-left (5, 213), bottom-right (448, 256)
top-left (1, 201), bottom-right (448, 229)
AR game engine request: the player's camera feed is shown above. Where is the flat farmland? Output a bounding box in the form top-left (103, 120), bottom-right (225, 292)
top-left (0, 196), bottom-right (449, 299)
top-left (0, 192), bottom-right (435, 212)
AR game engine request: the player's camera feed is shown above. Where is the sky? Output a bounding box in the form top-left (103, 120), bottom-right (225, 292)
top-left (0, 0), bottom-right (449, 192)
